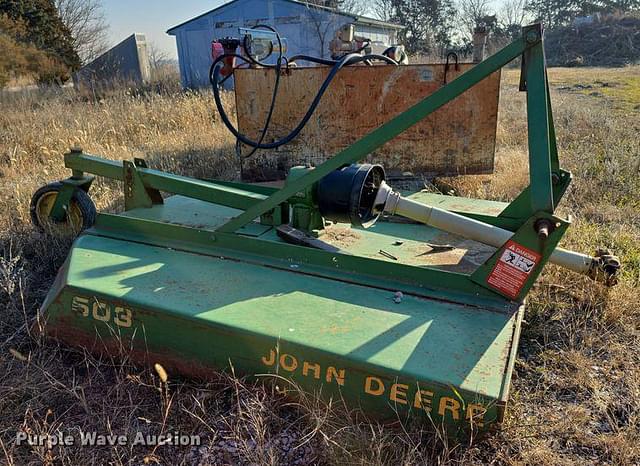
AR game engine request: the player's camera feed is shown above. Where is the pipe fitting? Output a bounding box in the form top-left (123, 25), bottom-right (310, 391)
top-left (588, 249), bottom-right (621, 286)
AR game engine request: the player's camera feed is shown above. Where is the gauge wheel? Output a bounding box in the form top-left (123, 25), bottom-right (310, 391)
top-left (30, 182), bottom-right (96, 236)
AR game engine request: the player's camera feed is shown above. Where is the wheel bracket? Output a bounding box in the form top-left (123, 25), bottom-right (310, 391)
top-left (49, 176), bottom-right (95, 222)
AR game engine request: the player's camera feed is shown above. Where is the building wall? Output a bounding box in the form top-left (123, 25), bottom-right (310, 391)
top-left (169, 0), bottom-right (396, 89)
top-left (75, 33), bottom-right (150, 87)
top-left (354, 24), bottom-right (397, 45)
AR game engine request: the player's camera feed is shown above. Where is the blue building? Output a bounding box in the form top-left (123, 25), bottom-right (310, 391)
top-left (167, 0), bottom-right (404, 88)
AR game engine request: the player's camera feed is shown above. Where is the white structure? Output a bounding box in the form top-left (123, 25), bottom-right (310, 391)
top-left (75, 33), bottom-right (151, 87)
top-left (167, 0), bottom-right (404, 88)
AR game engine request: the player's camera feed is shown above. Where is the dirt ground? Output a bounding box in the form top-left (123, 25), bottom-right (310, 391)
top-left (0, 66), bottom-right (638, 465)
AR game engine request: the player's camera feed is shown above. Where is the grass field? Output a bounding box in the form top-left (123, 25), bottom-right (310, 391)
top-left (0, 66), bottom-right (638, 465)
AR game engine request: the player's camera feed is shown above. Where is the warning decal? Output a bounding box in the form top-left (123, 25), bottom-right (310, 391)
top-left (486, 240), bottom-right (542, 299)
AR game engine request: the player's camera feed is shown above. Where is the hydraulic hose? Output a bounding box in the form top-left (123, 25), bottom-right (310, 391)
top-left (288, 55), bottom-right (341, 66)
top-left (211, 52), bottom-right (396, 150)
top-left (210, 24), bottom-right (400, 155)
top-left (209, 26), bottom-right (284, 159)
top-left (288, 53), bottom-right (398, 67)
top-left (208, 24), bottom-right (285, 160)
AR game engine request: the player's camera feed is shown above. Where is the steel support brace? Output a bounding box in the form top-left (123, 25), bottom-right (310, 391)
top-left (123, 159), bottom-right (163, 210)
top-left (523, 25), bottom-right (554, 213)
top-left (64, 150), bottom-right (269, 211)
top-left (498, 71), bottom-right (568, 221)
top-left (49, 175), bottom-right (95, 222)
top-left (216, 35), bottom-right (534, 233)
top-left (49, 183), bottom-right (76, 222)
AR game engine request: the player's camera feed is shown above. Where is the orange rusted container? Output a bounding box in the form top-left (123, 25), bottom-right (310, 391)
top-left (234, 63), bottom-right (501, 181)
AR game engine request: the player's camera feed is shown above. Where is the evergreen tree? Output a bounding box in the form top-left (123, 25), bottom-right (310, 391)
top-left (390, 0), bottom-right (456, 54)
top-left (0, 0), bottom-right (80, 71)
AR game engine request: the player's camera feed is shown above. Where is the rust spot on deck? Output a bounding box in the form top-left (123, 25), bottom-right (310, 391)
top-left (323, 226), bottom-right (361, 248)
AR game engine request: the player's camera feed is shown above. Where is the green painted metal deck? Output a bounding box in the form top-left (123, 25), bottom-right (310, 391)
top-left (42, 195), bottom-right (523, 430)
top-left (118, 194), bottom-right (501, 273)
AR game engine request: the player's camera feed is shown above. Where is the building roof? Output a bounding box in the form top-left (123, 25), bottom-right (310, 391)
top-left (166, 0), bottom-right (405, 35)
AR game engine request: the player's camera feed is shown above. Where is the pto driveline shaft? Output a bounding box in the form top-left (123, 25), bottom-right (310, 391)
top-left (377, 187), bottom-right (618, 284)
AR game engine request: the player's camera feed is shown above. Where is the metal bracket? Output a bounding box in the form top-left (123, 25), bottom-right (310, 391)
top-left (519, 23), bottom-right (544, 92)
top-left (49, 183), bottom-right (76, 222)
top-left (471, 212), bottom-right (569, 301)
top-left (49, 175), bottom-right (95, 222)
top-left (124, 159), bottom-right (163, 210)
top-left (499, 169), bottom-right (572, 223)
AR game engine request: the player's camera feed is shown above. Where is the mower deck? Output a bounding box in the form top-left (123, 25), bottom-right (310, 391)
top-left (42, 194), bottom-right (523, 431)
top-left (36, 26), bottom-right (616, 435)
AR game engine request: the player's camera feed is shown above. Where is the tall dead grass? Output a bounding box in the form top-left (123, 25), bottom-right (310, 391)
top-left (0, 67), bottom-right (638, 464)
top-left (0, 85), bottom-right (237, 227)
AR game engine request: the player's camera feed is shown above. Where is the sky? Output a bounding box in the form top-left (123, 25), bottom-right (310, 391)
top-left (103, 0), bottom-right (509, 59)
top-left (104, 0), bottom-right (227, 59)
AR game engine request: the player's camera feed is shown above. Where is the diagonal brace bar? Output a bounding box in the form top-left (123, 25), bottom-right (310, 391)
top-left (217, 35), bottom-right (534, 233)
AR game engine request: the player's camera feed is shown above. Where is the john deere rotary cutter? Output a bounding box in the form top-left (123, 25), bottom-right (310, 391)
top-left (32, 25), bottom-right (619, 434)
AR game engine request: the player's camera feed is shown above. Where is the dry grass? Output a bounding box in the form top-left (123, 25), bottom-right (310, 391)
top-left (0, 66), bottom-right (639, 465)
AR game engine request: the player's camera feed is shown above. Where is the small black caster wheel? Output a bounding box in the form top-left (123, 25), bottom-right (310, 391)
top-left (30, 182), bottom-right (96, 236)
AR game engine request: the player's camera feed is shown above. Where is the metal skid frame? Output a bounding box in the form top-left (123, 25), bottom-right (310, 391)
top-left (51, 24), bottom-right (568, 309)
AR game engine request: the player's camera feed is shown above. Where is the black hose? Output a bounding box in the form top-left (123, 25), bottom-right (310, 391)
top-left (210, 25), bottom-right (284, 160)
top-left (242, 25), bottom-right (284, 159)
top-left (210, 26), bottom-right (399, 154)
top-left (209, 53), bottom-right (250, 86)
top-left (212, 53), bottom-right (392, 150)
top-left (358, 54), bottom-right (398, 66)
top-left (209, 54), bottom-right (283, 158)
top-left (241, 56), bottom-right (282, 159)
top-left (288, 53), bottom-right (398, 67)
top-left (288, 55), bottom-right (340, 66)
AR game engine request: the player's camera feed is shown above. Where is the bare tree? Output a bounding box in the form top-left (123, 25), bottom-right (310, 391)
top-left (55, 0), bottom-right (110, 64)
top-left (304, 5), bottom-right (336, 58)
top-left (338, 0), bottom-right (369, 14)
top-left (370, 0), bottom-right (395, 21)
top-left (302, 0), bottom-right (391, 58)
top-left (304, 0), bottom-right (368, 15)
top-left (458, 0), bottom-right (493, 39)
top-left (496, 0), bottom-right (531, 39)
top-left (392, 0), bottom-right (457, 55)
top-left (500, 0), bottom-right (530, 27)
top-left (147, 42), bottom-right (170, 70)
